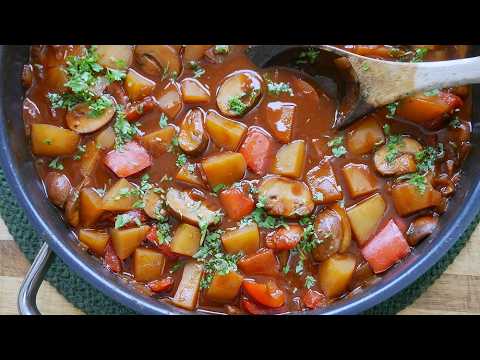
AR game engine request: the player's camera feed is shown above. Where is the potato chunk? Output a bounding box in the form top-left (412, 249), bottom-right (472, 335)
top-left (205, 110), bottom-right (247, 151)
top-left (31, 124), bottom-right (80, 156)
top-left (154, 81), bottom-right (183, 118)
top-left (271, 140), bottom-right (306, 179)
top-left (181, 78), bottom-right (210, 104)
top-left (133, 248), bottom-right (166, 282)
top-left (102, 179), bottom-right (139, 212)
top-left (172, 261), bottom-right (203, 310)
top-left (221, 223), bottom-right (260, 254)
top-left (258, 176), bottom-right (314, 218)
top-left (391, 181), bottom-right (442, 216)
top-left (175, 164), bottom-right (204, 187)
top-left (201, 152), bottom-right (246, 188)
top-left (346, 193), bottom-right (386, 247)
top-left (205, 271), bottom-right (244, 303)
top-left (178, 108), bottom-right (208, 155)
top-left (111, 225), bottom-right (150, 260)
top-left (265, 101), bottom-right (296, 143)
top-left (317, 254), bottom-right (356, 299)
top-left (125, 69), bottom-right (156, 101)
top-left (79, 188), bottom-right (104, 227)
top-left (342, 163), bottom-right (378, 198)
top-left (96, 126), bottom-right (116, 150)
top-left (306, 159), bottom-right (343, 204)
top-left (141, 125), bottom-right (176, 157)
top-left (79, 229), bottom-right (109, 256)
top-left (170, 223), bottom-right (201, 256)
top-left (345, 114), bottom-right (384, 155)
top-left (80, 140), bottom-right (101, 177)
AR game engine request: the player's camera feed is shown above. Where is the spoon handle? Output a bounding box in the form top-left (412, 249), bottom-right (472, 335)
top-left (415, 56), bottom-right (480, 91)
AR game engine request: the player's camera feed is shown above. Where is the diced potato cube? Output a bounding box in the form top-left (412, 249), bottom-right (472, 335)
top-left (205, 271), bottom-right (244, 303)
top-left (201, 151), bottom-right (246, 188)
top-left (111, 225), bottom-right (150, 260)
top-left (391, 181), bottom-right (442, 216)
top-left (141, 125), bottom-right (176, 157)
top-left (175, 164), bottom-right (204, 187)
top-left (205, 110), bottom-right (247, 151)
top-left (154, 81), bottom-right (183, 119)
top-left (172, 261), bottom-right (203, 310)
top-left (345, 115), bottom-right (384, 155)
top-left (102, 179), bottom-right (139, 212)
top-left (306, 159), bottom-right (343, 204)
top-left (79, 229), bottom-right (109, 256)
top-left (170, 223), bottom-right (201, 257)
top-left (95, 126), bottom-right (116, 150)
top-left (342, 163), bottom-right (378, 198)
top-left (80, 140), bottom-right (101, 177)
top-left (222, 223), bottom-right (260, 254)
top-left (79, 188), bottom-right (104, 227)
top-left (265, 101), bottom-right (296, 143)
top-left (347, 193), bottom-right (386, 247)
top-left (31, 124), bottom-right (80, 156)
top-left (181, 78), bottom-right (210, 103)
top-left (125, 68), bottom-right (156, 101)
top-left (133, 247), bottom-right (166, 282)
top-left (317, 254), bottom-right (356, 298)
top-left (271, 140), bottom-right (306, 179)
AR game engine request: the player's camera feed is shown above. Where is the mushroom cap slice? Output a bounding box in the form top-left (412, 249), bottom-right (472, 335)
top-left (166, 188), bottom-right (220, 226)
top-left (374, 137), bottom-right (423, 176)
top-left (134, 45), bottom-right (182, 78)
top-left (216, 70), bottom-right (262, 117)
top-left (66, 98), bottom-right (116, 134)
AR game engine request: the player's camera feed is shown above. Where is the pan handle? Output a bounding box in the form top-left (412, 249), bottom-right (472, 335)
top-left (17, 242), bottom-right (54, 315)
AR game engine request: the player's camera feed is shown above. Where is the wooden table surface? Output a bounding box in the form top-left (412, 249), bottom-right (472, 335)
top-left (1, 217), bottom-right (479, 315)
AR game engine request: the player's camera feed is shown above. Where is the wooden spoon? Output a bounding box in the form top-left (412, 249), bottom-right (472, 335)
top-left (246, 45), bottom-right (480, 129)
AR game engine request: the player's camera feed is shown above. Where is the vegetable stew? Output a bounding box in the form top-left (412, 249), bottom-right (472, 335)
top-left (22, 45), bottom-right (471, 314)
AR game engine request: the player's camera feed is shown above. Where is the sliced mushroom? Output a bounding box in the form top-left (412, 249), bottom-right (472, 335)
top-left (64, 189), bottom-right (80, 227)
top-left (216, 70), bottom-right (262, 117)
top-left (406, 215), bottom-right (438, 246)
top-left (95, 45), bottom-right (133, 70)
top-left (143, 190), bottom-right (166, 220)
top-left (44, 172), bottom-right (72, 208)
top-left (66, 98), bottom-right (116, 134)
top-left (134, 45), bottom-right (182, 78)
top-left (312, 208), bottom-right (343, 262)
top-left (183, 45), bottom-right (212, 63)
top-left (257, 176), bottom-right (314, 218)
top-left (178, 108), bottom-right (208, 155)
top-left (374, 137), bottom-right (423, 176)
top-left (165, 188), bottom-right (220, 226)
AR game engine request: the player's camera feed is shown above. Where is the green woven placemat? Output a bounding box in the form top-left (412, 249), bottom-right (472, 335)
top-left (0, 167), bottom-right (476, 315)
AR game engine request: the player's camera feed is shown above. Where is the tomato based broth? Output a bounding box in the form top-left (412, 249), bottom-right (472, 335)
top-left (22, 45), bottom-right (471, 314)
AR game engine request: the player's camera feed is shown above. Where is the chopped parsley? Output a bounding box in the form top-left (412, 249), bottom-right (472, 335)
top-left (449, 116), bottom-right (461, 129)
top-left (169, 260), bottom-right (185, 274)
top-left (159, 113), bottom-right (169, 128)
top-left (176, 153), bottom-right (188, 168)
top-left (47, 46), bottom-right (113, 117)
top-left (361, 63), bottom-right (369, 72)
top-left (411, 48), bottom-right (429, 63)
top-left (383, 124), bottom-right (404, 164)
top-left (293, 216), bottom-right (322, 275)
top-left (386, 102), bottom-right (399, 119)
top-left (267, 81), bottom-right (294, 96)
top-left (188, 61), bottom-right (205, 78)
top-left (283, 264), bottom-right (290, 274)
top-left (156, 221), bottom-right (172, 245)
top-left (114, 213), bottom-right (139, 229)
top-left (193, 228), bottom-right (242, 290)
top-left (212, 183), bottom-right (226, 194)
top-left (113, 105), bottom-right (142, 150)
top-left (305, 275), bottom-right (316, 289)
top-left (72, 144), bottom-right (87, 160)
top-left (415, 145), bottom-right (443, 173)
top-left (398, 173), bottom-right (427, 194)
top-left (423, 89), bottom-right (440, 97)
top-left (313, 192), bottom-right (324, 202)
top-left (214, 45), bottom-right (230, 54)
top-left (105, 68), bottom-right (126, 83)
top-left (228, 95), bottom-right (248, 115)
top-left (296, 48), bottom-right (320, 65)
top-left (327, 136), bottom-right (347, 158)
top-left (42, 138), bottom-right (53, 145)
top-left (48, 157), bottom-right (64, 170)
